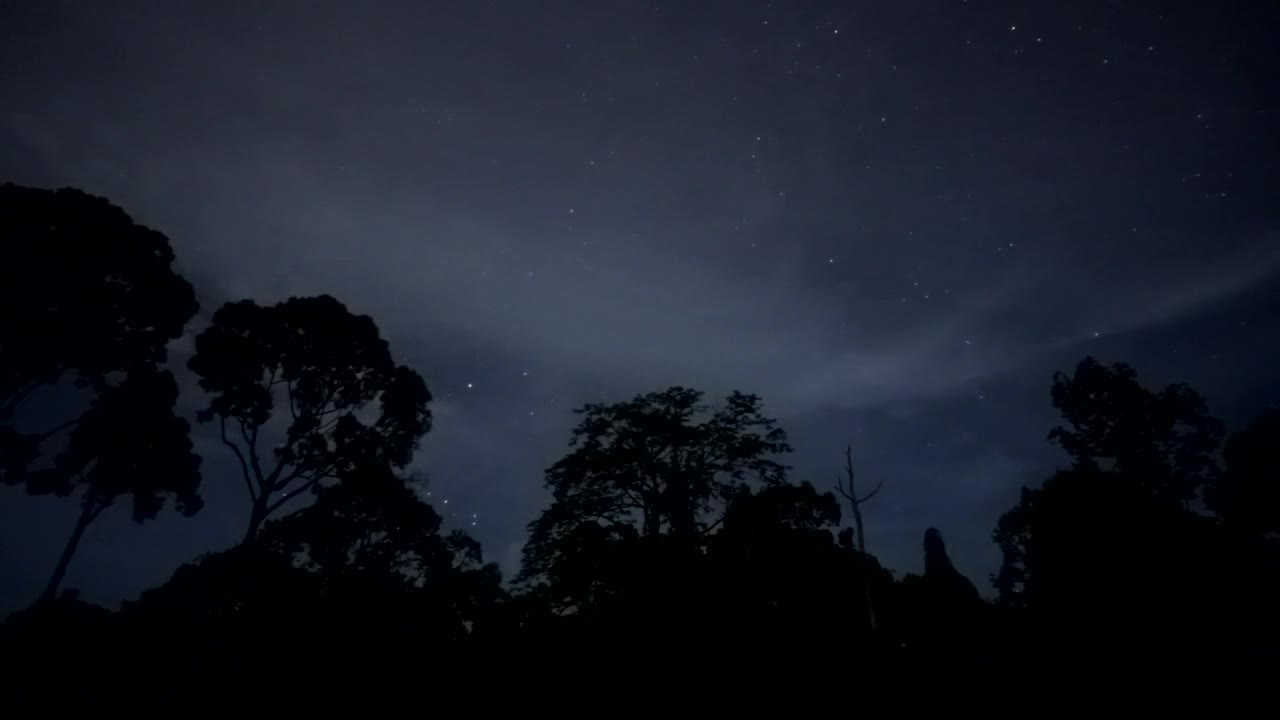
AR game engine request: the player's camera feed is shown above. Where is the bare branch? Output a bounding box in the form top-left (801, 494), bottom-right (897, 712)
top-left (856, 478), bottom-right (884, 504)
top-left (835, 476), bottom-right (855, 502)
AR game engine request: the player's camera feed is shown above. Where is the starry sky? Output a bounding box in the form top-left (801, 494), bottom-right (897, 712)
top-left (2, 0), bottom-right (1278, 612)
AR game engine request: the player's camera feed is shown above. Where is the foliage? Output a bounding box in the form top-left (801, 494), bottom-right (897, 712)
top-left (0, 182), bottom-right (197, 481)
top-left (708, 481), bottom-right (887, 638)
top-left (49, 368), bottom-right (201, 515)
top-left (258, 467), bottom-right (505, 630)
top-left (1048, 356), bottom-right (1223, 503)
top-left (30, 366), bottom-right (202, 601)
top-left (188, 294), bottom-right (432, 539)
top-left (135, 469), bottom-right (501, 632)
top-left (517, 386), bottom-right (791, 608)
top-left (995, 357), bottom-right (1230, 623)
top-left (5, 181), bottom-right (1280, 713)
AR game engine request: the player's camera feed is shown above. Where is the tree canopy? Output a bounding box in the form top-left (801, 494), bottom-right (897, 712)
top-left (0, 182), bottom-right (197, 481)
top-left (4, 182), bottom-right (1279, 714)
top-left (517, 387), bottom-right (791, 608)
top-left (188, 295), bottom-right (432, 540)
top-left (35, 367), bottom-right (202, 602)
top-left (1047, 356), bottom-right (1223, 504)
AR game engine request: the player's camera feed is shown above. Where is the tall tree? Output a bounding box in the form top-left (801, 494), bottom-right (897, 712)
top-left (993, 357), bottom-right (1224, 611)
top-left (1047, 356), bottom-right (1223, 504)
top-left (0, 183), bottom-right (196, 479)
top-left (518, 387), bottom-right (790, 609)
top-left (34, 366), bottom-right (202, 602)
top-left (188, 295), bottom-right (432, 541)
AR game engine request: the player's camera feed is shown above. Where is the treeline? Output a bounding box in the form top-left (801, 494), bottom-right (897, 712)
top-left (1, 183), bottom-right (1277, 713)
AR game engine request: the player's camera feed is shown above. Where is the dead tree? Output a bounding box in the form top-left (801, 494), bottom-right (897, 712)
top-left (835, 445), bottom-right (883, 630)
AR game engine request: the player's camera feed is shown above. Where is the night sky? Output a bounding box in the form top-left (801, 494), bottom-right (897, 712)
top-left (2, 1), bottom-right (1278, 612)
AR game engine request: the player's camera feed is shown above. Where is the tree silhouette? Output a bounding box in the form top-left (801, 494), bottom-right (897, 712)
top-left (258, 467), bottom-right (504, 635)
top-left (0, 183), bottom-right (196, 481)
top-left (124, 467), bottom-right (500, 704)
top-left (997, 472), bottom-right (1154, 615)
top-left (187, 295), bottom-right (432, 541)
top-left (834, 444), bottom-right (883, 629)
top-left (1207, 408), bottom-right (1280, 535)
top-left (1048, 356), bottom-right (1223, 505)
top-left (709, 480), bottom-right (885, 636)
top-left (517, 386), bottom-right (790, 610)
top-left (703, 480), bottom-right (892, 710)
top-left (33, 366), bottom-right (202, 602)
top-left (994, 358), bottom-right (1226, 628)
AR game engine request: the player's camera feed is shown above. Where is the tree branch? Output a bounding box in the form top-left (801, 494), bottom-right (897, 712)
top-left (263, 474), bottom-right (326, 517)
top-left (286, 380), bottom-right (299, 422)
top-left (238, 419), bottom-right (267, 493)
top-left (221, 417), bottom-right (258, 503)
top-left (856, 479), bottom-right (884, 504)
top-left (835, 476), bottom-right (855, 502)
top-left (34, 416), bottom-right (82, 444)
top-left (264, 385), bottom-right (348, 488)
top-left (699, 512), bottom-right (726, 536)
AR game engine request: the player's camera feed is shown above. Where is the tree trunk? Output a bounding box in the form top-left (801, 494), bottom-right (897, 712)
top-left (840, 446), bottom-right (878, 632)
top-left (40, 496), bottom-right (100, 604)
top-left (242, 499), bottom-right (269, 543)
top-left (851, 496), bottom-right (867, 555)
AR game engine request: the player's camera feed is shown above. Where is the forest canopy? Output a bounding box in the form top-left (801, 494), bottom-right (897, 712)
top-left (2, 183), bottom-right (1276, 713)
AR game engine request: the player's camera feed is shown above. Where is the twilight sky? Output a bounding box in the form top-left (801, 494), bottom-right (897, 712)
top-left (2, 0), bottom-right (1278, 612)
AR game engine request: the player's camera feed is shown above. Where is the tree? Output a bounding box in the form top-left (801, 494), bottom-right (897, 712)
top-left (993, 468), bottom-right (1191, 611)
top-left (709, 481), bottom-right (873, 633)
top-left (517, 387), bottom-right (791, 610)
top-left (993, 357), bottom-right (1225, 617)
top-left (1206, 409), bottom-right (1280, 535)
top-left (258, 468), bottom-right (504, 635)
top-left (187, 295), bottom-right (432, 541)
top-left (1047, 356), bottom-right (1223, 505)
top-left (704, 481), bottom-right (890, 703)
top-left (138, 467), bottom-right (501, 634)
top-left (834, 444), bottom-right (883, 629)
top-left (33, 366), bottom-right (202, 602)
top-left (126, 468), bottom-right (500, 703)
top-left (0, 183), bottom-right (197, 480)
